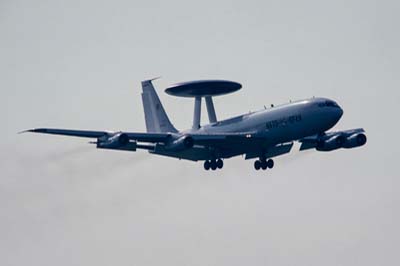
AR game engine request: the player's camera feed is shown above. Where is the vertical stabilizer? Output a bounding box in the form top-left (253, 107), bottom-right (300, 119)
top-left (141, 79), bottom-right (178, 133)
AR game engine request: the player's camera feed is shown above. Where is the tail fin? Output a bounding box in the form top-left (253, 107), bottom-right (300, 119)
top-left (141, 79), bottom-right (178, 133)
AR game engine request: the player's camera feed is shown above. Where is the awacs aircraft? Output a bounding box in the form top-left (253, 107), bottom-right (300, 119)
top-left (23, 79), bottom-right (367, 171)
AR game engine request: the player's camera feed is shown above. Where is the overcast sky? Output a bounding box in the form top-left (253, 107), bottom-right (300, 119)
top-left (1, 0), bottom-right (399, 265)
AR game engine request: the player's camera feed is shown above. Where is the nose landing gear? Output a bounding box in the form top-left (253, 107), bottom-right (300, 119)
top-left (204, 159), bottom-right (224, 171)
top-left (254, 158), bottom-right (274, 171)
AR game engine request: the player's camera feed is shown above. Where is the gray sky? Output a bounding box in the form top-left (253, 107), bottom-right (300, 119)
top-left (1, 0), bottom-right (399, 265)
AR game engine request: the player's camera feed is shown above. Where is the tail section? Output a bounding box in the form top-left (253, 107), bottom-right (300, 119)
top-left (141, 79), bottom-right (178, 133)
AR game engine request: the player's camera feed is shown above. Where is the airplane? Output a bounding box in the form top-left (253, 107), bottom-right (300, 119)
top-left (22, 78), bottom-right (367, 171)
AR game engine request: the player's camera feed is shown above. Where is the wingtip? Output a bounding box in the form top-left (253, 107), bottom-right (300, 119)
top-left (18, 128), bottom-right (46, 134)
top-left (18, 129), bottom-right (32, 134)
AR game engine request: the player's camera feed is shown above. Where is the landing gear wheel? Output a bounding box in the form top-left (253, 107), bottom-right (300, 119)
top-left (254, 160), bottom-right (261, 170)
top-left (261, 160), bottom-right (268, 170)
top-left (204, 160), bottom-right (210, 170)
top-left (210, 160), bottom-right (217, 170)
top-left (216, 159), bottom-right (223, 169)
top-left (267, 159), bottom-right (274, 169)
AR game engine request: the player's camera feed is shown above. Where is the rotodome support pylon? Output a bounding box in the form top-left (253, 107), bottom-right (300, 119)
top-left (165, 80), bottom-right (242, 129)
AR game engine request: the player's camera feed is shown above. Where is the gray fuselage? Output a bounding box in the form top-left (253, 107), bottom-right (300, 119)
top-left (196, 97), bottom-right (342, 141)
top-left (153, 97), bottom-right (343, 161)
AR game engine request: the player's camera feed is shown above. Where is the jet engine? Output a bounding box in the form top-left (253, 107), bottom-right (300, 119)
top-left (316, 135), bottom-right (346, 151)
top-left (343, 133), bottom-right (367, 148)
top-left (165, 135), bottom-right (194, 151)
top-left (96, 133), bottom-right (136, 151)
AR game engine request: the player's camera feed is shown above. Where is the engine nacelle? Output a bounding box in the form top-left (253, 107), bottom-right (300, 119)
top-left (97, 133), bottom-right (130, 149)
top-left (316, 135), bottom-right (346, 151)
top-left (343, 133), bottom-right (367, 149)
top-left (165, 135), bottom-right (194, 151)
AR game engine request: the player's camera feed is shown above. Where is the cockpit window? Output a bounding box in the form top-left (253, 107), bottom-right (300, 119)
top-left (318, 101), bottom-right (339, 108)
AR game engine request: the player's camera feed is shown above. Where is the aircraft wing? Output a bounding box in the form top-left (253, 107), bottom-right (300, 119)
top-left (22, 128), bottom-right (171, 143)
top-left (192, 133), bottom-right (292, 159)
top-left (23, 128), bottom-right (267, 145)
top-left (22, 128), bottom-right (271, 155)
top-left (191, 132), bottom-right (269, 149)
top-left (298, 128), bottom-right (366, 151)
top-left (300, 128), bottom-right (365, 143)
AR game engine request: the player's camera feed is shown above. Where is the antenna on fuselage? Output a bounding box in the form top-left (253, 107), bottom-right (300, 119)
top-left (164, 80), bottom-right (242, 130)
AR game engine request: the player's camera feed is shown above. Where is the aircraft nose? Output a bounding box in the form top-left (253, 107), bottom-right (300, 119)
top-left (335, 106), bottom-right (344, 121)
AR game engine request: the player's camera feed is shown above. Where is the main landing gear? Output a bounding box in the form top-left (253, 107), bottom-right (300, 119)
top-left (254, 158), bottom-right (274, 171)
top-left (204, 159), bottom-right (223, 170)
